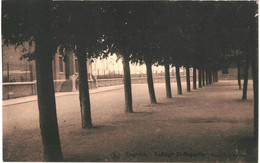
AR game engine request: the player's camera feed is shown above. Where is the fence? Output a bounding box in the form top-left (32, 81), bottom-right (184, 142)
top-left (2, 63), bottom-right (33, 83)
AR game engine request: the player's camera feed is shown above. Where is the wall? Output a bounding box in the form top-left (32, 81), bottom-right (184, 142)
top-left (95, 76), bottom-right (188, 88)
top-left (3, 75), bottom-right (191, 100)
top-left (3, 80), bottom-right (67, 100)
top-left (3, 82), bottom-right (37, 100)
top-left (218, 67), bottom-right (252, 80)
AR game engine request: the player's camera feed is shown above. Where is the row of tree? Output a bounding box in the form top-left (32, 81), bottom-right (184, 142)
top-left (2, 1), bottom-right (257, 161)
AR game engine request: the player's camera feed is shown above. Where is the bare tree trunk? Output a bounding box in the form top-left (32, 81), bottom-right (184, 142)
top-left (213, 70), bottom-right (217, 83)
top-left (249, 21), bottom-right (258, 141)
top-left (214, 70), bottom-right (218, 82)
top-left (251, 53), bottom-right (258, 140)
top-left (237, 61), bottom-right (241, 90)
top-left (186, 66), bottom-right (191, 92)
top-left (77, 47), bottom-right (92, 128)
top-left (164, 62), bottom-right (172, 98)
top-left (215, 71), bottom-right (218, 82)
top-left (198, 69), bottom-right (202, 88)
top-left (206, 70), bottom-right (209, 85)
top-left (202, 70), bottom-right (205, 86)
top-left (146, 61), bottom-right (157, 103)
top-left (122, 55), bottom-right (133, 113)
top-left (35, 44), bottom-right (63, 161)
top-left (193, 67), bottom-right (197, 89)
top-left (176, 66), bottom-right (182, 95)
top-left (212, 71), bottom-right (215, 83)
top-left (242, 57), bottom-right (249, 100)
top-left (212, 71), bottom-right (214, 83)
top-left (209, 70), bottom-right (212, 84)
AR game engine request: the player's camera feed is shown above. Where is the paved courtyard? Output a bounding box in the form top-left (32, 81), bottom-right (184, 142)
top-left (2, 80), bottom-right (257, 162)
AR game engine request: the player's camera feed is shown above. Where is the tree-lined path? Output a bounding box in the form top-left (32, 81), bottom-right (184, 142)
top-left (3, 80), bottom-right (256, 162)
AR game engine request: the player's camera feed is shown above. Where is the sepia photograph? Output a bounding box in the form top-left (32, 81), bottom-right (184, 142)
top-left (2, 0), bottom-right (258, 162)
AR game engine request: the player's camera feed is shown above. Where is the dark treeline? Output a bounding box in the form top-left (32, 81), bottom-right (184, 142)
top-left (2, 1), bottom-right (258, 161)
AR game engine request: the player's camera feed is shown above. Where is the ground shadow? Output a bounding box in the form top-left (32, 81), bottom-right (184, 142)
top-left (128, 111), bottom-right (154, 115)
top-left (63, 153), bottom-right (104, 162)
top-left (234, 99), bottom-right (254, 103)
top-left (75, 125), bottom-right (117, 136)
top-left (225, 135), bottom-right (257, 162)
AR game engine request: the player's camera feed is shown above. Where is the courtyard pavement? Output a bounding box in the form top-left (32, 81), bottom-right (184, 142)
top-left (2, 80), bottom-right (257, 162)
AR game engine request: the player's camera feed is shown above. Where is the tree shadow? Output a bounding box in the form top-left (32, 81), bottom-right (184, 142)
top-left (144, 102), bottom-right (174, 107)
top-left (63, 153), bottom-right (104, 162)
top-left (75, 125), bottom-right (117, 136)
top-left (234, 99), bottom-right (254, 103)
top-left (225, 135), bottom-right (257, 162)
top-left (130, 111), bottom-right (153, 114)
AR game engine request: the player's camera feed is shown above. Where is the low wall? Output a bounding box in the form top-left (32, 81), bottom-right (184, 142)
top-left (54, 80), bottom-right (67, 92)
top-left (96, 78), bottom-right (124, 87)
top-left (76, 80), bottom-right (97, 89)
top-left (3, 80), bottom-right (67, 100)
top-left (95, 76), bottom-right (189, 88)
top-left (3, 75), bottom-right (188, 100)
top-left (3, 82), bottom-right (37, 100)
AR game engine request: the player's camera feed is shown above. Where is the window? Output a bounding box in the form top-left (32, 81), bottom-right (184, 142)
top-left (59, 55), bottom-right (63, 73)
top-left (75, 58), bottom-right (79, 73)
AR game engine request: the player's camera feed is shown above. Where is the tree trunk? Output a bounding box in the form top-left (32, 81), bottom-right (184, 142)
top-left (206, 70), bottom-right (209, 85)
top-left (176, 66), bottom-right (182, 95)
top-left (212, 71), bottom-right (215, 83)
top-left (35, 45), bottom-right (63, 161)
top-left (164, 63), bottom-right (172, 98)
top-left (237, 61), bottom-right (241, 90)
top-left (242, 57), bottom-right (249, 100)
top-left (212, 70), bottom-right (215, 83)
top-left (77, 47), bottom-right (93, 128)
top-left (146, 61), bottom-right (157, 103)
top-left (193, 67), bottom-right (197, 89)
top-left (209, 70), bottom-right (212, 84)
top-left (215, 71), bottom-right (218, 82)
top-left (198, 69), bottom-right (202, 88)
top-left (214, 70), bottom-right (218, 82)
top-left (202, 70), bottom-right (205, 86)
top-left (122, 55), bottom-right (133, 113)
top-left (186, 66), bottom-right (191, 92)
top-left (251, 53), bottom-right (258, 140)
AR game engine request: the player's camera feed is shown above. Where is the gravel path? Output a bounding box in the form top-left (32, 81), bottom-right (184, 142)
top-left (3, 80), bottom-right (257, 162)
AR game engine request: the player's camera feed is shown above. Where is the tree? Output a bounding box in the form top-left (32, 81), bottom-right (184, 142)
top-left (102, 2), bottom-right (137, 112)
top-left (217, 2), bottom-right (258, 139)
top-left (2, 1), bottom-right (63, 161)
top-left (193, 67), bottom-right (197, 89)
top-left (202, 70), bottom-right (205, 86)
top-left (237, 60), bottom-right (241, 89)
top-left (145, 59), bottom-right (157, 103)
top-left (242, 56), bottom-right (249, 100)
top-left (122, 55), bottom-right (133, 112)
top-left (55, 2), bottom-right (106, 127)
top-left (198, 69), bottom-right (202, 88)
top-left (156, 2), bottom-right (192, 98)
top-left (247, 2), bottom-right (258, 140)
top-left (206, 70), bottom-right (209, 85)
top-left (228, 50), bottom-right (243, 89)
top-left (186, 66), bottom-right (191, 92)
top-left (131, 4), bottom-right (162, 104)
top-left (176, 66), bottom-right (182, 95)
top-left (165, 60), bottom-right (172, 98)
top-left (104, 2), bottom-right (164, 106)
top-left (78, 47), bottom-right (93, 128)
